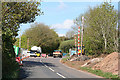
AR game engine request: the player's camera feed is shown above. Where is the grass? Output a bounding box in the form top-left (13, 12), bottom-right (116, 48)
top-left (61, 55), bottom-right (120, 79)
top-left (80, 67), bottom-right (119, 80)
top-left (62, 56), bottom-right (70, 62)
top-left (65, 53), bottom-right (70, 56)
top-left (72, 63), bottom-right (75, 65)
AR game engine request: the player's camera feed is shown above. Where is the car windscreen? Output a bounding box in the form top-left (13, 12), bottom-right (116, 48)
top-left (30, 52), bottom-right (35, 54)
top-left (30, 50), bottom-right (37, 53)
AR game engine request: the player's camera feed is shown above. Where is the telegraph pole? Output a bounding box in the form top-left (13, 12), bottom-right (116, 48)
top-left (19, 29), bottom-right (21, 48)
top-left (81, 16), bottom-right (84, 56)
top-left (19, 28), bottom-right (23, 65)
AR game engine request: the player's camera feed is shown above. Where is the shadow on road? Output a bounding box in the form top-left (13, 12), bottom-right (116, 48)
top-left (22, 61), bottom-right (43, 67)
top-left (19, 67), bottom-right (30, 79)
top-left (42, 62), bottom-right (57, 67)
top-left (22, 60), bottom-right (57, 67)
top-left (19, 60), bottom-right (57, 79)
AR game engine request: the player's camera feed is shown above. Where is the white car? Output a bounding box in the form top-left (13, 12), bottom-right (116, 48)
top-left (29, 51), bottom-right (37, 57)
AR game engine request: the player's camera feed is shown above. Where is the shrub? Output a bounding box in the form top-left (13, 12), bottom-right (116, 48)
top-left (59, 40), bottom-right (75, 53)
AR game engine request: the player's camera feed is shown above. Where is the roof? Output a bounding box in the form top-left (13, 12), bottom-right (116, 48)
top-left (54, 50), bottom-right (62, 52)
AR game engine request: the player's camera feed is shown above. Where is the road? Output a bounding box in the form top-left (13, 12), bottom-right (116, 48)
top-left (19, 57), bottom-right (105, 79)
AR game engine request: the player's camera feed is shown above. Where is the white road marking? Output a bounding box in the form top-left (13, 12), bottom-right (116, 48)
top-left (40, 58), bottom-right (66, 78)
top-left (56, 72), bottom-right (66, 78)
top-left (48, 67), bottom-right (55, 72)
top-left (44, 65), bottom-right (48, 68)
top-left (40, 59), bottom-right (54, 71)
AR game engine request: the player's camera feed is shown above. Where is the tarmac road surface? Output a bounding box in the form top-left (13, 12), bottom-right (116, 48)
top-left (19, 57), bottom-right (105, 79)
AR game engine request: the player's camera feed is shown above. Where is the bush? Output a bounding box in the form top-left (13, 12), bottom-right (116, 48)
top-left (2, 33), bottom-right (20, 79)
top-left (59, 40), bottom-right (75, 53)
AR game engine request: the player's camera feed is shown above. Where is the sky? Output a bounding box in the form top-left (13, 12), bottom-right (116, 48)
top-left (18, 1), bottom-right (118, 37)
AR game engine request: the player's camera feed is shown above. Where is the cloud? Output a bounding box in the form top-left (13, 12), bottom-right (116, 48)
top-left (51, 19), bottom-right (74, 29)
top-left (58, 1), bottom-right (67, 9)
top-left (58, 33), bottom-right (65, 37)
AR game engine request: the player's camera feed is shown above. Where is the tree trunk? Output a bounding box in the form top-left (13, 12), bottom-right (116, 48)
top-left (103, 33), bottom-right (107, 52)
top-left (101, 26), bottom-right (107, 52)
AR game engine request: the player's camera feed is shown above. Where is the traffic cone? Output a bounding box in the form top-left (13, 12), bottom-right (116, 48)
top-left (20, 59), bottom-right (23, 66)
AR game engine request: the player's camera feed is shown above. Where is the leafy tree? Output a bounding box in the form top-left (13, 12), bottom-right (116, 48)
top-left (65, 30), bottom-right (75, 40)
top-left (59, 40), bottom-right (75, 53)
top-left (2, 2), bottom-right (43, 38)
top-left (84, 2), bottom-right (118, 53)
top-left (73, 14), bottom-right (84, 34)
top-left (74, 2), bottom-right (118, 55)
top-left (14, 34), bottom-right (28, 49)
top-left (2, 2), bottom-right (42, 78)
top-left (59, 36), bottom-right (69, 42)
top-left (24, 23), bottom-right (60, 53)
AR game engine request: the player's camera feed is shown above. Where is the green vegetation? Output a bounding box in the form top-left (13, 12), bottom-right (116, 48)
top-left (15, 35), bottom-right (28, 49)
top-left (80, 67), bottom-right (119, 79)
top-left (65, 30), bottom-right (75, 40)
top-left (2, 2), bottom-right (42, 78)
top-left (66, 53), bottom-right (70, 56)
top-left (62, 57), bottom-right (70, 62)
top-left (59, 40), bottom-right (75, 53)
top-left (2, 62), bottom-right (20, 79)
top-left (23, 23), bottom-right (60, 53)
top-left (72, 2), bottom-right (118, 56)
top-left (1, 1), bottom-right (119, 79)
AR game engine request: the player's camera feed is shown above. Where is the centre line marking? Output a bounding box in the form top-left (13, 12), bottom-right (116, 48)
top-left (56, 72), bottom-right (66, 78)
top-left (40, 59), bottom-right (54, 72)
top-left (44, 65), bottom-right (48, 67)
top-left (40, 59), bottom-right (66, 78)
top-left (48, 67), bottom-right (55, 72)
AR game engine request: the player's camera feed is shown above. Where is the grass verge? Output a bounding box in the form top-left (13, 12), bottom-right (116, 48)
top-left (80, 67), bottom-right (120, 80)
top-left (61, 56), bottom-right (70, 62)
top-left (61, 56), bottom-right (120, 80)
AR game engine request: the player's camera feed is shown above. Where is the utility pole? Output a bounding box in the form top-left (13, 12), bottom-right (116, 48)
top-left (81, 16), bottom-right (84, 56)
top-left (19, 29), bottom-right (21, 48)
top-left (19, 28), bottom-right (23, 65)
top-left (27, 38), bottom-right (29, 51)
